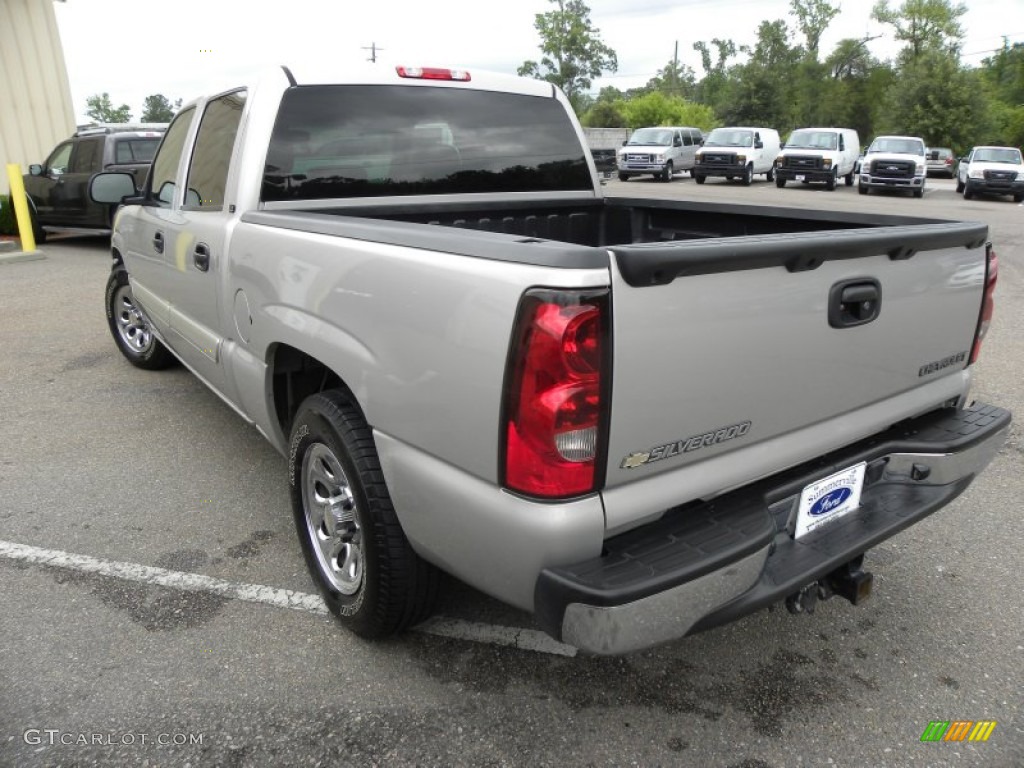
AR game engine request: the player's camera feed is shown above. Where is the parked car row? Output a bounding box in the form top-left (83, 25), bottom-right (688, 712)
top-left (610, 123), bottom-right (1022, 205)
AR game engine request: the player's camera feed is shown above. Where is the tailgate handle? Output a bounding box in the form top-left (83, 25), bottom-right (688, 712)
top-left (829, 279), bottom-right (881, 328)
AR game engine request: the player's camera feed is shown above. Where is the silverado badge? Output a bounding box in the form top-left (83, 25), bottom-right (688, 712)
top-left (620, 421), bottom-right (752, 469)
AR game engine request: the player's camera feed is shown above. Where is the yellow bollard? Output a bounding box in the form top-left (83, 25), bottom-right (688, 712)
top-left (6, 163), bottom-right (37, 253)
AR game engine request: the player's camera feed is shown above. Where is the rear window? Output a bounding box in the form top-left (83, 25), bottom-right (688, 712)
top-left (262, 85), bottom-right (591, 202)
top-left (114, 138), bottom-right (160, 164)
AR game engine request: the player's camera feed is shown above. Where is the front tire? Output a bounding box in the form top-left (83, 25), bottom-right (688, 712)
top-left (662, 162), bottom-right (673, 182)
top-left (858, 182), bottom-right (868, 195)
top-left (742, 164), bottom-right (753, 186)
top-left (955, 177), bottom-right (965, 193)
top-left (694, 174), bottom-right (706, 185)
top-left (963, 183), bottom-right (974, 200)
top-left (776, 176), bottom-right (786, 188)
top-left (28, 205), bottom-right (47, 244)
top-left (618, 173), bottom-right (629, 182)
top-left (105, 267), bottom-right (175, 370)
top-left (826, 170), bottom-right (837, 191)
top-left (288, 391), bottom-right (439, 638)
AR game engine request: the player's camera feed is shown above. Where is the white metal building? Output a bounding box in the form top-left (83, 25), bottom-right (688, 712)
top-left (0, 0), bottom-right (75, 194)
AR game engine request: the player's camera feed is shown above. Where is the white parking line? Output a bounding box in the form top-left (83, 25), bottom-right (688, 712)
top-left (0, 539), bottom-right (578, 657)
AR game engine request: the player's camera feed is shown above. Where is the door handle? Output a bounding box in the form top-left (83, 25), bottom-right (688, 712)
top-left (153, 231), bottom-right (164, 254)
top-left (829, 279), bottom-right (881, 328)
top-left (193, 243), bottom-right (211, 272)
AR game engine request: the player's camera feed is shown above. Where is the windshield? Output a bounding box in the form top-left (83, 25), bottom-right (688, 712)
top-left (262, 85), bottom-right (591, 202)
top-left (973, 148), bottom-right (1022, 164)
top-left (704, 129), bottom-right (753, 148)
top-left (785, 130), bottom-right (837, 150)
top-left (867, 138), bottom-right (924, 155)
top-left (627, 128), bottom-right (674, 146)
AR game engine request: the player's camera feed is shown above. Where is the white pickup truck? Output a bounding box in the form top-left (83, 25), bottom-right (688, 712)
top-left (92, 64), bottom-right (1010, 655)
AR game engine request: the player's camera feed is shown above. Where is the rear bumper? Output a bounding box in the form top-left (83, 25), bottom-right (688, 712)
top-left (534, 403), bottom-right (1010, 655)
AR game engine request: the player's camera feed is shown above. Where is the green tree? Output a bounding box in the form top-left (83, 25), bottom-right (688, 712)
top-left (85, 93), bottom-right (131, 123)
top-left (978, 40), bottom-right (1024, 145)
top-left (581, 101), bottom-right (627, 127)
top-left (790, 0), bottom-right (840, 59)
top-left (140, 94), bottom-right (182, 122)
top-left (720, 20), bottom-right (801, 132)
top-left (644, 57), bottom-right (697, 99)
top-left (871, 0), bottom-right (967, 60)
top-left (518, 0), bottom-right (618, 111)
top-left (692, 38), bottom-right (737, 110)
top-left (876, 48), bottom-right (988, 152)
top-left (617, 92), bottom-right (717, 131)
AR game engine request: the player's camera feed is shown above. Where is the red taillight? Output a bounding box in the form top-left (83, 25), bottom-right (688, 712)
top-left (396, 66), bottom-right (471, 81)
top-left (502, 289), bottom-right (610, 499)
top-left (970, 245), bottom-right (998, 364)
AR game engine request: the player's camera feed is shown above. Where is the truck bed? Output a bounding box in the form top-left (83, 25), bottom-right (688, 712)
top-left (247, 196), bottom-right (987, 278)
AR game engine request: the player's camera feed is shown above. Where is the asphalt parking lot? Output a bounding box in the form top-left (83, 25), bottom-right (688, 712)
top-left (1, 176), bottom-right (1021, 767)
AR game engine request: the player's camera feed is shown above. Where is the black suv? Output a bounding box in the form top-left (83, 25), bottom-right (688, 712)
top-left (23, 124), bottom-right (166, 241)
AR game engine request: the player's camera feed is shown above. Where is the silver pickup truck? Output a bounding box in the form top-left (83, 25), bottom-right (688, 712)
top-left (92, 64), bottom-right (1010, 655)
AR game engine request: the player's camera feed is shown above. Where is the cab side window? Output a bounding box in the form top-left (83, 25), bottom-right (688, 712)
top-left (150, 107), bottom-right (196, 207)
top-left (46, 142), bottom-right (73, 175)
top-left (70, 138), bottom-right (103, 174)
top-left (184, 90), bottom-right (247, 210)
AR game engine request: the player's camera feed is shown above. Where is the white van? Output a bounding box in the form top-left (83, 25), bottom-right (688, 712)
top-left (617, 126), bottom-right (703, 182)
top-left (693, 127), bottom-right (781, 185)
top-left (775, 127), bottom-right (860, 190)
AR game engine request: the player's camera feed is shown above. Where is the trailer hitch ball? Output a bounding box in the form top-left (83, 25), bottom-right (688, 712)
top-left (785, 558), bottom-right (874, 615)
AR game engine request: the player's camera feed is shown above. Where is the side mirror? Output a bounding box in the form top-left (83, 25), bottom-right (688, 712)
top-left (673, 137), bottom-right (682, 147)
top-left (621, 140), bottom-right (628, 146)
top-left (185, 188), bottom-right (201, 207)
top-left (90, 172), bottom-right (137, 204)
top-left (755, 140), bottom-right (764, 149)
top-left (29, 164), bottom-right (43, 176)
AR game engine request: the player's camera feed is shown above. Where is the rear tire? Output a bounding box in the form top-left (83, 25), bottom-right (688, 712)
top-left (766, 167), bottom-right (775, 182)
top-left (288, 390), bottom-right (440, 638)
top-left (844, 171), bottom-right (854, 186)
top-left (105, 267), bottom-right (175, 370)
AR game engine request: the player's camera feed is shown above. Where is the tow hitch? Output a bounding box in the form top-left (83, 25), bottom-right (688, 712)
top-left (785, 556), bottom-right (874, 614)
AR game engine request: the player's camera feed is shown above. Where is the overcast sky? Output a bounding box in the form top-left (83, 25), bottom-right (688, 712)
top-left (54, 0), bottom-right (1022, 123)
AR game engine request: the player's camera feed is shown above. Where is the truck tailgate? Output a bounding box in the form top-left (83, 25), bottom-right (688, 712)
top-left (601, 225), bottom-right (989, 529)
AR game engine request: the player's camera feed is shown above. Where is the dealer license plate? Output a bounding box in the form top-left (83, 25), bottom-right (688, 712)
top-left (794, 462), bottom-right (866, 539)
top-left (795, 174), bottom-right (805, 181)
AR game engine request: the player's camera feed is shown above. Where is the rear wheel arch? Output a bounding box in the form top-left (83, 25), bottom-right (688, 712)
top-left (268, 342), bottom-right (353, 438)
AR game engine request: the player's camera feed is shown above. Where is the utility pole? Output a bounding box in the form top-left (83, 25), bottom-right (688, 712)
top-left (672, 40), bottom-right (679, 95)
top-left (362, 43), bottom-right (383, 63)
